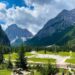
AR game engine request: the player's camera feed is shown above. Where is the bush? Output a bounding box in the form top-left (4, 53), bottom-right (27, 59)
top-left (37, 64), bottom-right (59, 75)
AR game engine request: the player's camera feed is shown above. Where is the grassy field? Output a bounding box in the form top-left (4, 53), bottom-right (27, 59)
top-left (4, 52), bottom-right (56, 64)
top-left (26, 52), bottom-right (34, 56)
top-left (4, 51), bottom-right (72, 59)
top-left (38, 51), bottom-right (71, 56)
top-left (38, 51), bottom-right (75, 56)
top-left (34, 70), bottom-right (41, 75)
top-left (28, 58), bottom-right (56, 63)
top-left (71, 52), bottom-right (75, 57)
top-left (4, 52), bottom-right (33, 60)
top-left (0, 69), bottom-right (11, 75)
top-left (4, 53), bottom-right (18, 60)
top-left (65, 52), bottom-right (75, 64)
top-left (57, 52), bottom-right (70, 56)
top-left (4, 51), bottom-right (75, 64)
top-left (2, 51), bottom-right (75, 75)
top-left (66, 58), bottom-right (75, 64)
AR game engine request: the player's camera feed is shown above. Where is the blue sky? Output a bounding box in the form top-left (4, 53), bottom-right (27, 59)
top-left (0, 0), bottom-right (27, 8)
top-left (0, 0), bottom-right (75, 34)
top-left (0, 0), bottom-right (34, 9)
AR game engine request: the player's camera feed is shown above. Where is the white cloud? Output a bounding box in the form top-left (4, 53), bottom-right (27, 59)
top-left (0, 3), bottom-right (6, 9)
top-left (1, 5), bottom-right (53, 34)
top-left (1, 0), bottom-right (75, 35)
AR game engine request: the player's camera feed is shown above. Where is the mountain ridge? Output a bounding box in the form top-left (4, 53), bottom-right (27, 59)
top-left (26, 9), bottom-right (75, 47)
top-left (5, 24), bottom-right (33, 46)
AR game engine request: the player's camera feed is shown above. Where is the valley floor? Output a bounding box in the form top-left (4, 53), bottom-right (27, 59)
top-left (1, 51), bottom-right (75, 75)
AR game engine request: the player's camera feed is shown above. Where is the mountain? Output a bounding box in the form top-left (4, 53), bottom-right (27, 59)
top-left (11, 38), bottom-right (24, 46)
top-left (5, 24), bottom-right (33, 46)
top-left (0, 25), bottom-right (10, 46)
top-left (26, 9), bottom-right (75, 46)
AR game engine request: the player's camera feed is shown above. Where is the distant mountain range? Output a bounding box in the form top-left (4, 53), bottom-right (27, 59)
top-left (0, 26), bottom-right (10, 46)
top-left (5, 24), bottom-right (33, 46)
top-left (26, 9), bottom-right (75, 47)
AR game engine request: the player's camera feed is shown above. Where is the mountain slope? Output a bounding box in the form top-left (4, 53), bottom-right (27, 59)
top-left (26, 9), bottom-right (75, 46)
top-left (5, 24), bottom-right (33, 46)
top-left (11, 38), bottom-right (24, 46)
top-left (0, 26), bottom-right (10, 46)
top-left (26, 26), bottom-right (75, 46)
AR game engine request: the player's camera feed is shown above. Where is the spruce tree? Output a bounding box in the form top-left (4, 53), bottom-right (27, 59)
top-left (16, 45), bottom-right (28, 70)
top-left (7, 52), bottom-right (13, 69)
top-left (0, 51), bottom-right (4, 64)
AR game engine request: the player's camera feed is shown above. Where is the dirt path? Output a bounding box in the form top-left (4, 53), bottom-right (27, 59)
top-left (34, 54), bottom-right (70, 68)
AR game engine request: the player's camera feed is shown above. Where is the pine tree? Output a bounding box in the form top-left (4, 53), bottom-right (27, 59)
top-left (0, 51), bottom-right (4, 64)
top-left (16, 45), bottom-right (28, 70)
top-left (7, 52), bottom-right (13, 69)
